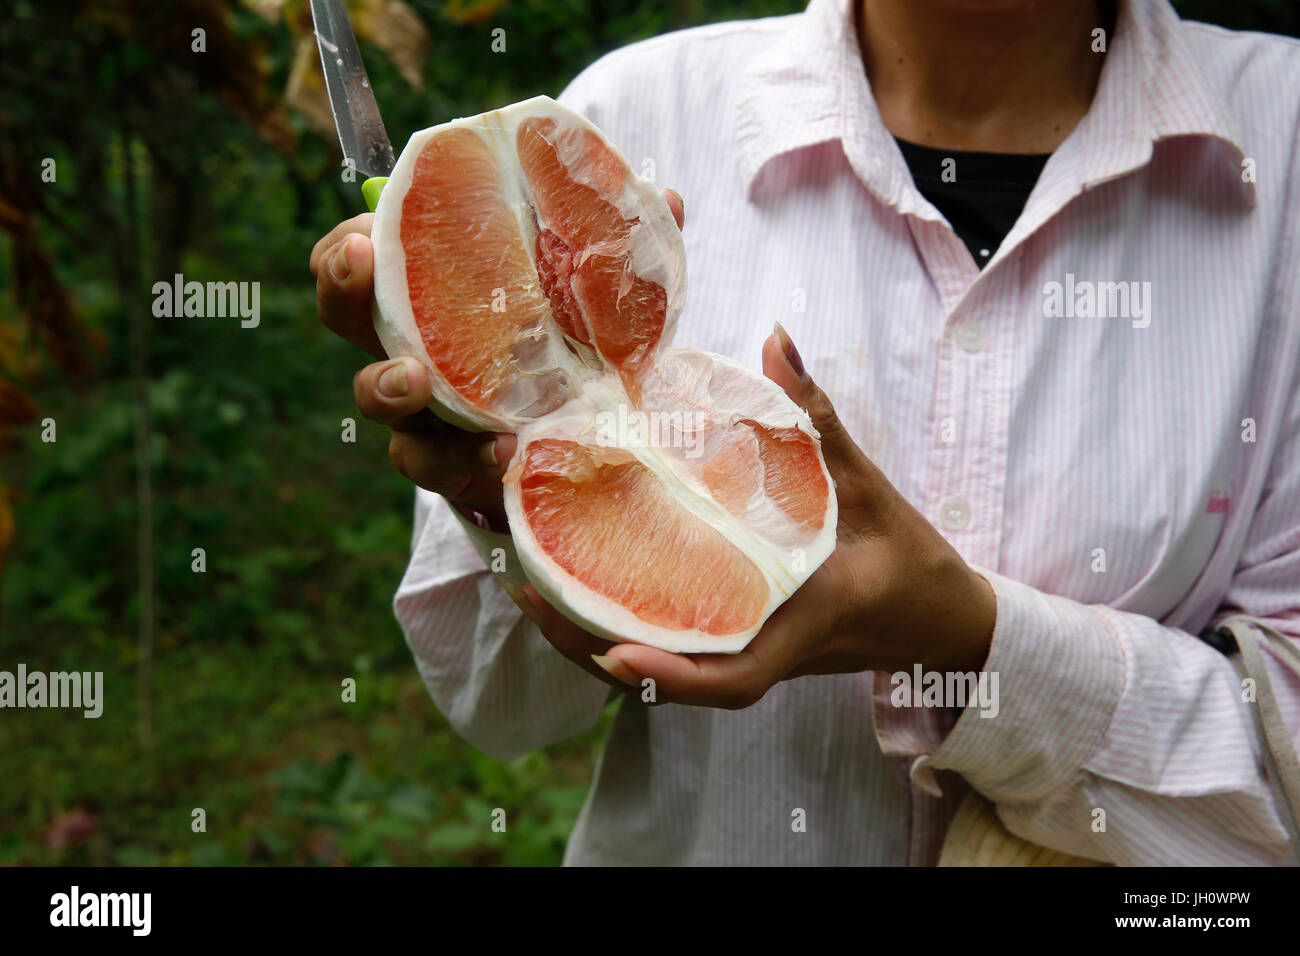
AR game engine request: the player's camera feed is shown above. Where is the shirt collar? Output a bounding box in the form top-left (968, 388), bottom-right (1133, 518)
top-left (734, 0), bottom-right (1256, 210)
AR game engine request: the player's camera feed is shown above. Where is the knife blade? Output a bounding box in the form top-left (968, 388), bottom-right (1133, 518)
top-left (309, 0), bottom-right (395, 204)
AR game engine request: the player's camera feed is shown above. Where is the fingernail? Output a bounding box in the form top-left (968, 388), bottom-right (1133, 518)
top-left (330, 238), bottom-right (352, 282)
top-left (479, 438), bottom-right (502, 474)
top-left (500, 580), bottom-right (543, 626)
top-left (774, 322), bottom-right (806, 379)
top-left (377, 360), bottom-right (407, 398)
top-left (591, 654), bottom-right (639, 686)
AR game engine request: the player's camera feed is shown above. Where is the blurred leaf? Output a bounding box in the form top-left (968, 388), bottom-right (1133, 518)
top-left (0, 489), bottom-right (12, 575)
top-left (426, 822), bottom-right (482, 852)
top-left (115, 844), bottom-right (164, 866)
top-left (285, 36), bottom-right (337, 142)
top-left (44, 807), bottom-right (99, 852)
top-left (284, 0), bottom-right (430, 144)
top-left (0, 833), bottom-right (34, 865)
top-left (354, 1), bottom-right (432, 88)
top-left (0, 380), bottom-right (37, 428)
top-left (443, 0), bottom-right (509, 25)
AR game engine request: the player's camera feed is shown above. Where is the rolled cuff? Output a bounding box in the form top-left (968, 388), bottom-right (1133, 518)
top-left (873, 568), bottom-right (1125, 802)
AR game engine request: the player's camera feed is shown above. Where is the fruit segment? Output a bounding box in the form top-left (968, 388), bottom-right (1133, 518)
top-left (371, 96), bottom-right (836, 652)
top-left (517, 117), bottom-right (667, 380)
top-left (514, 438), bottom-right (768, 637)
top-left (400, 127), bottom-right (557, 412)
top-left (373, 96), bottom-right (683, 431)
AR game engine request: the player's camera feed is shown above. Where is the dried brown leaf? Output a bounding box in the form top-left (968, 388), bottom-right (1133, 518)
top-left (443, 0), bottom-right (510, 25)
top-left (354, 0), bottom-right (432, 89)
top-left (285, 35), bottom-right (339, 142)
top-left (284, 0), bottom-right (432, 139)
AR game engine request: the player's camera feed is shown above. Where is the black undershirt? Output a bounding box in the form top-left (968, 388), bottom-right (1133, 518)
top-left (893, 136), bottom-right (1051, 268)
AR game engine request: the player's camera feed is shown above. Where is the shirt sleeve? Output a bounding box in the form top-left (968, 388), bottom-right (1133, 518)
top-left (873, 387), bottom-right (1300, 865)
top-left (393, 488), bottom-right (612, 761)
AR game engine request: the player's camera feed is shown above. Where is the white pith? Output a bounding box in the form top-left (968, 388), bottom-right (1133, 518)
top-left (372, 97), bottom-right (836, 653)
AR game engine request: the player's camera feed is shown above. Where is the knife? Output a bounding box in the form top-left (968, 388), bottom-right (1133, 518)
top-left (309, 0), bottom-right (395, 212)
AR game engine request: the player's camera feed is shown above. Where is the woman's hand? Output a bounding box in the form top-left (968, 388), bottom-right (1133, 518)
top-left (517, 325), bottom-right (998, 707)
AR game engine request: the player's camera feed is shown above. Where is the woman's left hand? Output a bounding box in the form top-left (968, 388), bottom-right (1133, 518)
top-left (510, 325), bottom-right (998, 709)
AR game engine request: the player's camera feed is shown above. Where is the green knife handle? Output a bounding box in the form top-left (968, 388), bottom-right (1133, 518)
top-left (362, 177), bottom-right (388, 212)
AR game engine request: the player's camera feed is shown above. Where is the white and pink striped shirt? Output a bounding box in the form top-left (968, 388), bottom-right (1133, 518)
top-left (394, 0), bottom-right (1300, 864)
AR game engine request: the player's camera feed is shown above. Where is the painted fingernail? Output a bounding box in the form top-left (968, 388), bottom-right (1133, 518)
top-left (774, 322), bottom-right (806, 379)
top-left (667, 189), bottom-right (684, 221)
top-left (591, 655), bottom-right (639, 686)
top-left (329, 238), bottom-right (352, 282)
top-left (377, 360), bottom-right (407, 398)
top-left (500, 580), bottom-right (543, 626)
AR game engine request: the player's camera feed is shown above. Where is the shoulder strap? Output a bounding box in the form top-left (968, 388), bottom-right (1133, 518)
top-left (1215, 615), bottom-right (1300, 863)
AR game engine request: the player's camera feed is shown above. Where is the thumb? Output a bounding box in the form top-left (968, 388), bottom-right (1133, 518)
top-left (762, 324), bottom-right (892, 517)
top-left (762, 324), bottom-right (859, 468)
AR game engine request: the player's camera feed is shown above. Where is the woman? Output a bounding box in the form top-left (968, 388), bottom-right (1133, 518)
top-left (309, 0), bottom-right (1300, 864)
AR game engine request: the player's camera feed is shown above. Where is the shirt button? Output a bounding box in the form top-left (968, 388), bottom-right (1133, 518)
top-left (956, 320), bottom-right (986, 353)
top-left (940, 496), bottom-right (972, 532)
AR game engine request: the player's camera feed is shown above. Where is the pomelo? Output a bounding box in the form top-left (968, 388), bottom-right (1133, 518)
top-left (371, 95), bottom-right (836, 653)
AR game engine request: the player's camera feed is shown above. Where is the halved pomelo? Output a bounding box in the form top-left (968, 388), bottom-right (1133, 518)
top-left (372, 96), bottom-right (836, 653)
